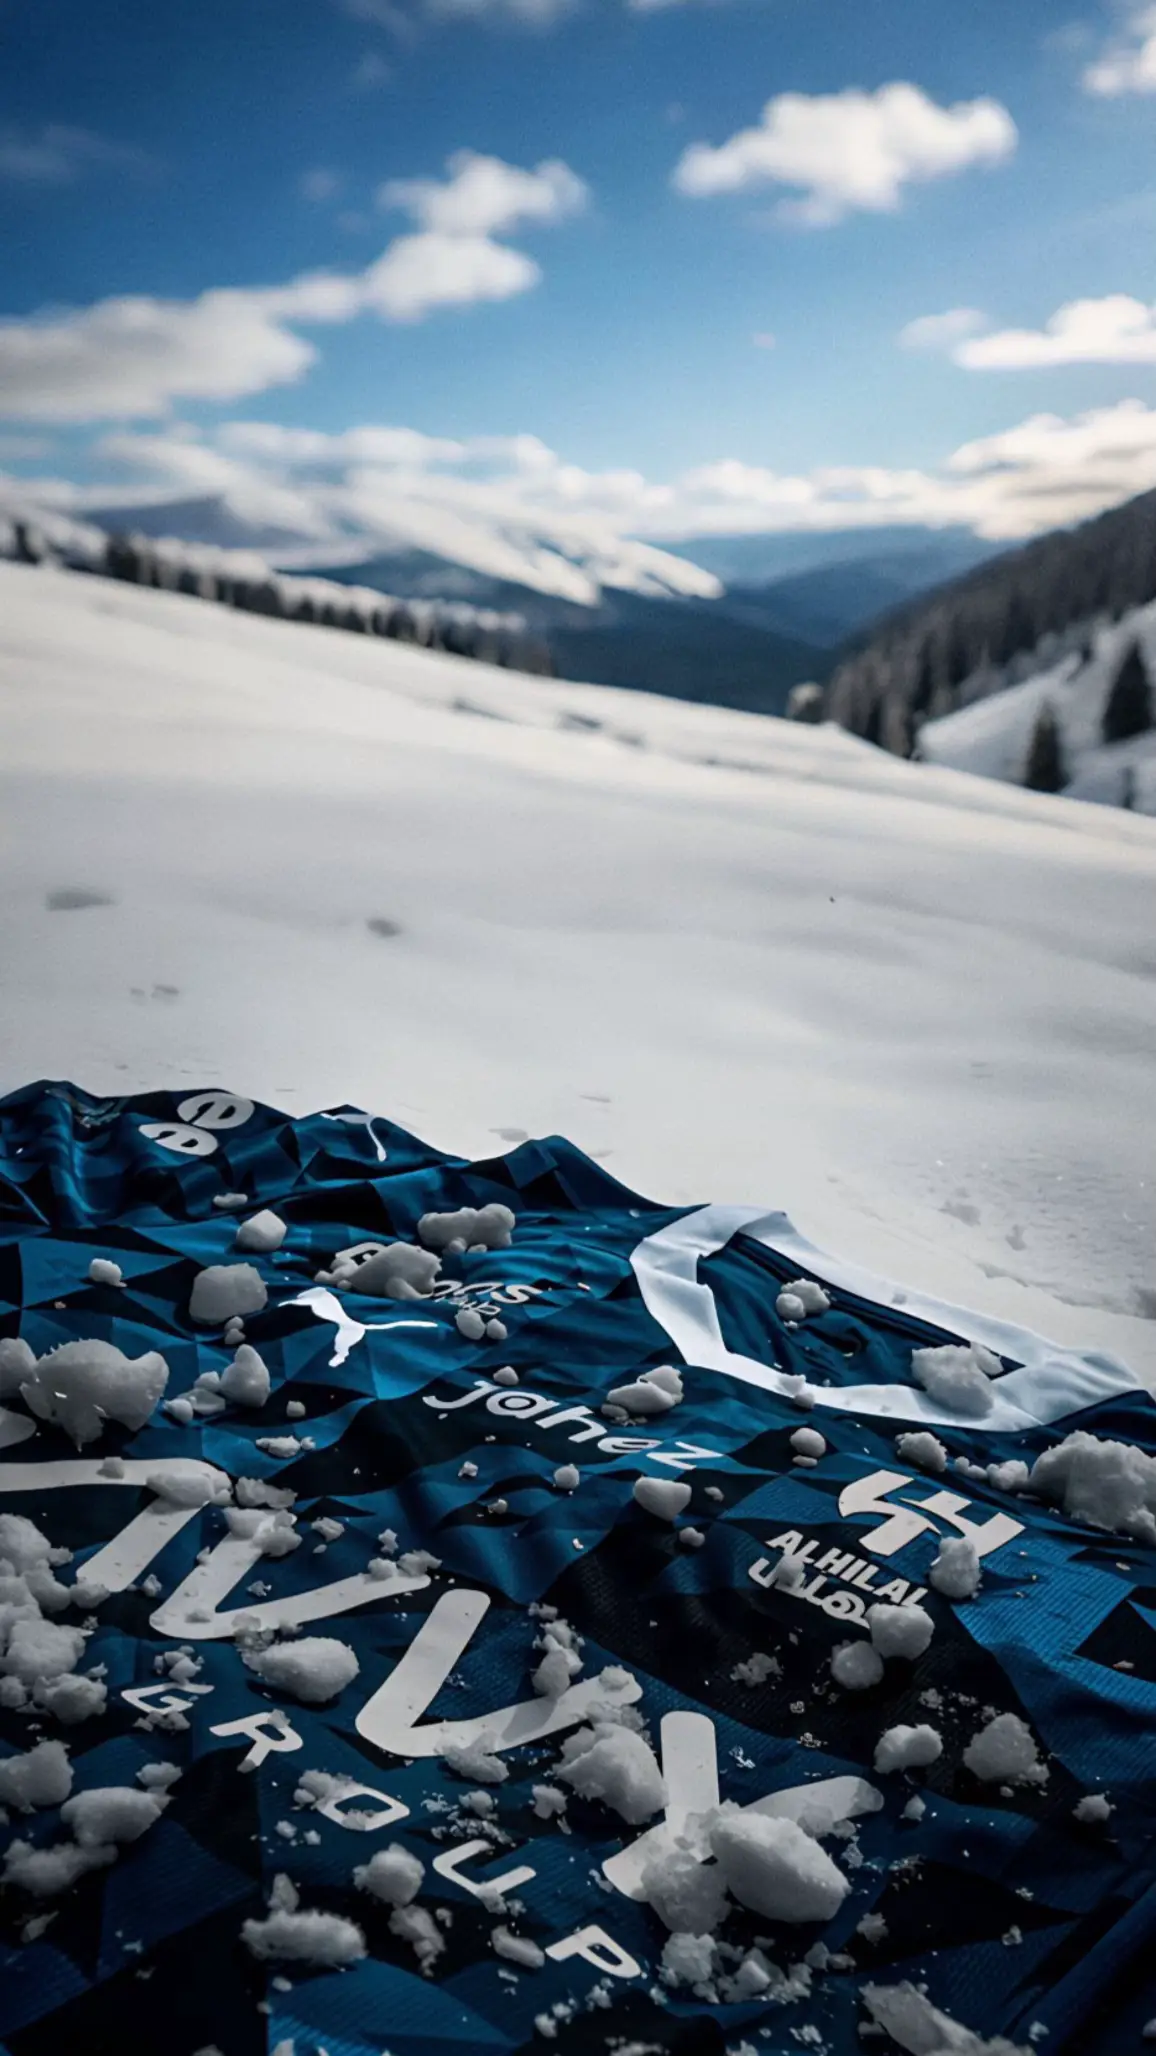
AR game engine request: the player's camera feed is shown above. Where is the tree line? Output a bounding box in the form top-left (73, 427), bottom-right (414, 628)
top-left (6, 518), bottom-right (556, 678)
top-left (813, 485), bottom-right (1156, 764)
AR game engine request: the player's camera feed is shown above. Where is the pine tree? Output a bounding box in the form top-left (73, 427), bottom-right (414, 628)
top-left (1024, 701), bottom-right (1067, 793)
top-left (1102, 640), bottom-right (1153, 744)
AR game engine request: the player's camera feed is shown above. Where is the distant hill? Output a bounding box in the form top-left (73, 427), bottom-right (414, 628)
top-left (314, 551), bottom-right (824, 713)
top-left (823, 486), bottom-right (1156, 757)
top-left (664, 525), bottom-right (998, 592)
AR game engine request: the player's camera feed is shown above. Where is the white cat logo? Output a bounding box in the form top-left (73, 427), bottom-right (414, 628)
top-left (139, 1091), bottom-right (255, 1160)
top-left (838, 1469), bottom-right (1024, 1560)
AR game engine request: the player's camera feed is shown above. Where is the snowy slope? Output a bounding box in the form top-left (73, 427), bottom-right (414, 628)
top-left (919, 601), bottom-right (1156, 815)
top-left (1, 559), bottom-right (1154, 1382)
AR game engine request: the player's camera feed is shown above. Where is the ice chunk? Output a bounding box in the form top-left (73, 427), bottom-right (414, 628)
top-left (221, 1345), bottom-right (271, 1408)
top-left (660, 1932), bottom-right (717, 1987)
top-left (930, 1536), bottom-right (982, 1599)
top-left (62, 1786), bottom-right (166, 1846)
top-left (632, 1477), bottom-right (692, 1521)
top-left (492, 1365), bottom-right (519, 1386)
top-left (963, 1712), bottom-right (1047, 1787)
top-left (353, 1843), bottom-right (424, 1907)
top-left (557, 1721), bottom-right (665, 1824)
top-left (17, 1339), bottom-right (168, 1444)
top-left (865, 1980), bottom-right (1033, 2055)
top-left (641, 1838), bottom-right (729, 1934)
top-left (911, 1341), bottom-right (1003, 1418)
top-left (868, 1603), bottom-right (934, 1661)
top-left (873, 1724), bottom-right (943, 1774)
top-left (895, 1430), bottom-right (948, 1474)
top-left (1029, 1432), bottom-right (1156, 1543)
top-left (0, 1739), bottom-right (73, 1811)
top-left (552, 1465), bottom-right (580, 1492)
top-left (606, 1366), bottom-right (684, 1416)
top-left (419, 1204), bottom-right (515, 1252)
top-left (87, 1259), bottom-right (124, 1288)
top-left (235, 1210), bottom-right (287, 1254)
top-left (243, 1637), bottom-right (359, 1704)
top-left (190, 1264), bottom-right (267, 1326)
top-left (710, 1810), bottom-right (849, 1923)
top-left (456, 1307), bottom-right (486, 1341)
top-left (831, 1641), bottom-right (884, 1691)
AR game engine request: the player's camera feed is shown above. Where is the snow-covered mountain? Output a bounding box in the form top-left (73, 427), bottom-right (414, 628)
top-left (919, 603), bottom-right (1156, 816)
top-left (78, 487), bottom-right (722, 608)
top-left (1, 558), bottom-right (1153, 1381)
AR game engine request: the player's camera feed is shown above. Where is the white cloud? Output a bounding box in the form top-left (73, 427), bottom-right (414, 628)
top-left (34, 398), bottom-right (1156, 608)
top-left (899, 307), bottom-right (987, 351)
top-left (673, 82), bottom-right (1017, 227)
top-left (0, 152), bottom-right (584, 420)
top-left (0, 125), bottom-right (155, 185)
top-left (0, 289), bottom-right (324, 423)
top-left (379, 151), bottom-right (587, 235)
top-left (956, 294), bottom-right (1156, 368)
top-left (300, 167), bottom-right (343, 203)
top-left (1083, 4), bottom-right (1156, 93)
top-left (361, 233), bottom-right (540, 321)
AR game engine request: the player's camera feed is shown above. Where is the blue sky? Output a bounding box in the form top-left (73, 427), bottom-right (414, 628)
top-left (5, 0), bottom-right (1156, 588)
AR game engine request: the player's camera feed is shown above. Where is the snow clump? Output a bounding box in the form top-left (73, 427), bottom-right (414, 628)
top-left (895, 1430), bottom-right (948, 1473)
top-left (776, 1279), bottom-right (831, 1322)
top-left (605, 1365), bottom-right (683, 1416)
top-left (243, 1637), bottom-right (359, 1704)
top-left (632, 1477), bottom-right (692, 1522)
top-left (8, 1338), bottom-right (168, 1444)
top-left (419, 1204), bottom-right (515, 1252)
top-left (963, 1712), bottom-right (1047, 1787)
top-left (791, 1427), bottom-right (827, 1460)
top-left (353, 1843), bottom-right (424, 1906)
top-left (557, 1720), bottom-right (665, 1824)
top-left (930, 1536), bottom-right (982, 1599)
top-left (189, 1264), bottom-right (267, 1326)
top-left (0, 1739), bottom-right (73, 1812)
top-left (868, 1603), bottom-right (934, 1661)
top-left (61, 1785), bottom-right (167, 1846)
top-left (1028, 1432), bottom-right (1156, 1543)
top-left (242, 1874), bottom-right (366, 1965)
top-left (221, 1345), bottom-right (271, 1407)
top-left (710, 1809), bottom-right (850, 1923)
top-left (323, 1243), bottom-right (440, 1300)
top-left (87, 1259), bottom-right (124, 1288)
top-left (911, 1341), bottom-right (1003, 1418)
top-left (831, 1641), bottom-right (884, 1691)
top-left (873, 1724), bottom-right (943, 1774)
top-left (235, 1210), bottom-right (286, 1254)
